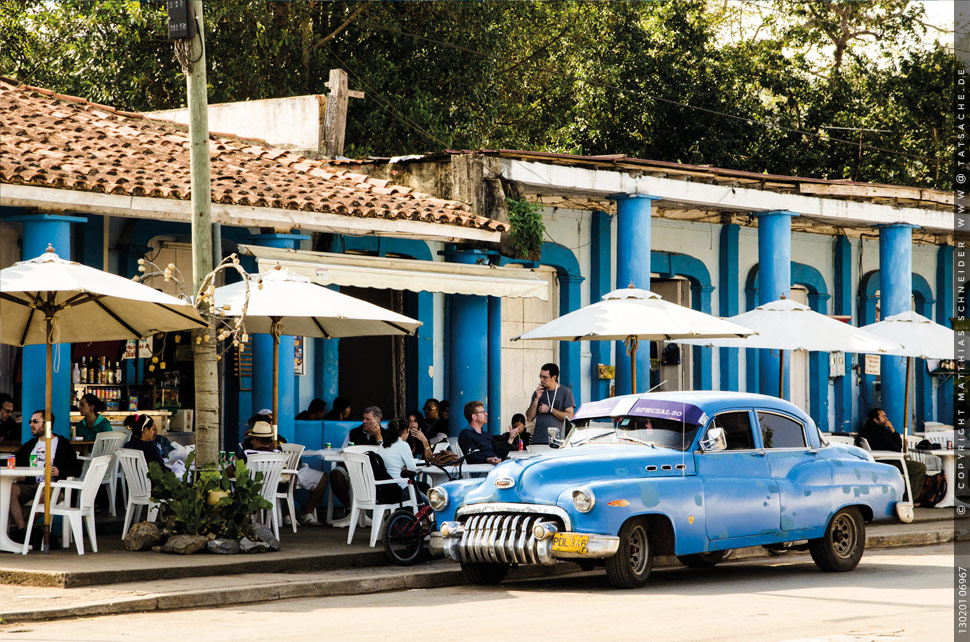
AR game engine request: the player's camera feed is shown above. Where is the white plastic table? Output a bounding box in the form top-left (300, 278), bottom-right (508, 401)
top-left (0, 467), bottom-right (42, 553)
top-left (302, 448), bottom-right (344, 463)
top-left (934, 449), bottom-right (959, 508)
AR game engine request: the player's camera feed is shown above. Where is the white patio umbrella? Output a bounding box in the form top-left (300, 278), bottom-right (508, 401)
top-left (862, 310), bottom-right (955, 450)
top-left (676, 298), bottom-right (901, 397)
top-left (0, 246), bottom-right (207, 552)
top-left (213, 265), bottom-right (422, 439)
top-left (511, 287), bottom-right (755, 394)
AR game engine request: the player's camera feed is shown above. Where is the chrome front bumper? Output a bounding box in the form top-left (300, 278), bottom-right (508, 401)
top-left (431, 514), bottom-right (619, 566)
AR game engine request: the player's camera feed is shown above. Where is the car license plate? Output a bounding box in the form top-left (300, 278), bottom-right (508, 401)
top-left (552, 533), bottom-right (589, 554)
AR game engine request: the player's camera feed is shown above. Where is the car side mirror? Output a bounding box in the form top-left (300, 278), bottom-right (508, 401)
top-left (699, 426), bottom-right (726, 452)
top-left (548, 427), bottom-right (561, 449)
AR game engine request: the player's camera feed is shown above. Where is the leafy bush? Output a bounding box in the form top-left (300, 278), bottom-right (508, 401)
top-left (506, 198), bottom-right (544, 261)
top-left (148, 451), bottom-right (273, 540)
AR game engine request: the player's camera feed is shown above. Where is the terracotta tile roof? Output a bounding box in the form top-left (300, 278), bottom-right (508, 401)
top-left (0, 78), bottom-right (508, 233)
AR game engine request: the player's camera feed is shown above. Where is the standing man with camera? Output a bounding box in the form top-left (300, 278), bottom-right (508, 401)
top-left (526, 362), bottom-right (575, 445)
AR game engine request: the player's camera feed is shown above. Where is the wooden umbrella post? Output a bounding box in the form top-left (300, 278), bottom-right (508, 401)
top-left (779, 350), bottom-right (786, 400)
top-left (902, 356), bottom-right (912, 454)
top-left (628, 336), bottom-right (639, 395)
top-left (271, 318), bottom-right (282, 444)
top-left (43, 314), bottom-right (53, 554)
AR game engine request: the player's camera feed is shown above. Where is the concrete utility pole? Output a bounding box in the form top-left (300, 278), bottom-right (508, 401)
top-left (184, 0), bottom-right (218, 466)
top-left (323, 69), bottom-right (364, 158)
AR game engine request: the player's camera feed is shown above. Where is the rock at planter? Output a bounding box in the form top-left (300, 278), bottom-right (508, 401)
top-left (207, 538), bottom-right (240, 555)
top-left (239, 537), bottom-right (270, 554)
top-left (124, 522), bottom-right (163, 551)
top-left (252, 524), bottom-right (280, 551)
top-left (161, 534), bottom-right (208, 555)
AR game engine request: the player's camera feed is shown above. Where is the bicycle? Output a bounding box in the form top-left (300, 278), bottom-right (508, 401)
top-left (382, 451), bottom-right (474, 565)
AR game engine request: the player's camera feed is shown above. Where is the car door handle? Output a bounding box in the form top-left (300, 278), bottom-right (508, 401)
top-left (753, 450), bottom-right (767, 457)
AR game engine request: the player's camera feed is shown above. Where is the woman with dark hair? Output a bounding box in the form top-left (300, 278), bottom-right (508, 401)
top-left (380, 417), bottom-right (428, 500)
top-left (324, 396), bottom-right (352, 421)
top-left (75, 393), bottom-right (111, 441)
top-left (123, 413), bottom-right (168, 471)
top-left (404, 410), bottom-right (433, 459)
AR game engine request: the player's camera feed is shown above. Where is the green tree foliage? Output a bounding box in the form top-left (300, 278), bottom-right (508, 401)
top-left (0, 0), bottom-right (955, 189)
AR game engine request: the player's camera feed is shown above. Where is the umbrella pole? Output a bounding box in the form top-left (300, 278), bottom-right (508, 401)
top-left (902, 356), bottom-right (912, 454)
top-left (778, 350), bottom-right (786, 400)
top-left (271, 318), bottom-right (282, 444)
top-left (629, 337), bottom-right (639, 395)
top-left (43, 317), bottom-right (53, 554)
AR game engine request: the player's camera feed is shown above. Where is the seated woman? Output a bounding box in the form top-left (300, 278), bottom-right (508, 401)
top-left (494, 412), bottom-right (528, 459)
top-left (75, 393), bottom-right (112, 441)
top-left (380, 417), bottom-right (428, 501)
top-left (404, 410), bottom-right (434, 460)
top-left (123, 413), bottom-right (168, 471)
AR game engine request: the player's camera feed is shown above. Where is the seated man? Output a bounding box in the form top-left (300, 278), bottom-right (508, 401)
top-left (0, 393), bottom-right (18, 443)
top-left (296, 398), bottom-right (327, 421)
top-left (7, 409), bottom-right (81, 542)
top-left (457, 401), bottom-right (502, 465)
top-left (858, 407), bottom-right (926, 501)
top-left (329, 406), bottom-right (384, 516)
top-left (239, 421), bottom-right (328, 527)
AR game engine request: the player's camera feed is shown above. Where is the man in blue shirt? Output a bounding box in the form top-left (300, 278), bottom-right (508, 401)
top-left (458, 401), bottom-right (501, 465)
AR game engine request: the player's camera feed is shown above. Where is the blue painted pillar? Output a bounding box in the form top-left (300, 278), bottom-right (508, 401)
top-left (692, 284), bottom-right (715, 390)
top-left (719, 224), bottom-right (740, 391)
top-left (248, 233), bottom-right (310, 440)
top-left (559, 274), bottom-right (584, 405)
top-left (445, 249), bottom-right (489, 436)
top-left (408, 291), bottom-right (434, 414)
top-left (753, 211), bottom-right (797, 397)
top-left (611, 194), bottom-right (659, 394)
top-left (807, 292), bottom-right (831, 431)
top-left (744, 284), bottom-right (760, 394)
top-left (590, 211), bottom-right (613, 400)
top-left (487, 296), bottom-right (501, 435)
top-left (833, 236), bottom-right (853, 432)
top-left (11, 214), bottom-right (87, 442)
top-left (914, 293), bottom-right (935, 430)
top-left (937, 245), bottom-right (954, 422)
top-left (878, 224), bottom-right (917, 431)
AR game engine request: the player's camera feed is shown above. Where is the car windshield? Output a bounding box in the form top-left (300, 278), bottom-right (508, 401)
top-left (566, 416), bottom-right (701, 452)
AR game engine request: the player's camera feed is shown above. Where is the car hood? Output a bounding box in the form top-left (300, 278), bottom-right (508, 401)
top-left (459, 445), bottom-right (694, 507)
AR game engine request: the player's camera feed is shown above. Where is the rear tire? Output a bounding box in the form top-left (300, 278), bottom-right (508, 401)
top-left (383, 509), bottom-right (423, 566)
top-left (605, 519), bottom-right (653, 588)
top-left (461, 562), bottom-right (510, 585)
top-left (809, 507), bottom-right (865, 572)
top-left (677, 550), bottom-right (727, 569)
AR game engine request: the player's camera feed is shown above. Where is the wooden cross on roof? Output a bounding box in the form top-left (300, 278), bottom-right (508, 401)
top-left (323, 68), bottom-right (364, 158)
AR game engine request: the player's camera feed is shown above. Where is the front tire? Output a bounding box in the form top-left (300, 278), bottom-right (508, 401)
top-left (677, 550), bottom-right (727, 569)
top-left (383, 509), bottom-right (423, 566)
top-left (460, 562), bottom-right (510, 585)
top-left (605, 519), bottom-right (653, 588)
top-left (809, 507), bottom-right (865, 572)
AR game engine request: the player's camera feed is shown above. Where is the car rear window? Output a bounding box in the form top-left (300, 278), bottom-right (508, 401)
top-left (757, 412), bottom-right (806, 448)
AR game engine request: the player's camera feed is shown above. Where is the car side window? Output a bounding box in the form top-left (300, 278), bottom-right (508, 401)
top-left (710, 411), bottom-right (754, 450)
top-left (757, 412), bottom-right (806, 448)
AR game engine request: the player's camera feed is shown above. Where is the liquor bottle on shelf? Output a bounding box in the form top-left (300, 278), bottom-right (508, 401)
top-left (88, 358), bottom-right (95, 384)
top-left (73, 360), bottom-right (80, 385)
top-left (106, 362), bottom-right (113, 385)
top-left (99, 356), bottom-right (106, 384)
top-left (79, 357), bottom-right (87, 384)
top-left (115, 361), bottom-right (122, 385)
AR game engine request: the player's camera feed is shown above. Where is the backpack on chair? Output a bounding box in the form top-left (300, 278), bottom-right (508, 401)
top-left (365, 450), bottom-right (407, 505)
top-left (916, 472), bottom-right (947, 507)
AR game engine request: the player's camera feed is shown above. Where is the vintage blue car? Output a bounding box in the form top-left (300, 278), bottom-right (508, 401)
top-left (429, 391), bottom-right (907, 588)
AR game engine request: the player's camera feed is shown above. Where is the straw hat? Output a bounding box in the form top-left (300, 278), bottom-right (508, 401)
top-left (251, 421), bottom-right (273, 438)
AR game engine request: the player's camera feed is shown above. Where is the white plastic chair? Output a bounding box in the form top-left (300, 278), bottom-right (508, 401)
top-left (22, 455), bottom-right (112, 555)
top-left (114, 449), bottom-right (160, 540)
top-left (341, 446), bottom-right (418, 547)
top-left (245, 452), bottom-right (288, 540)
top-left (447, 436), bottom-right (463, 457)
top-left (77, 431), bottom-right (128, 516)
top-left (277, 443), bottom-right (305, 533)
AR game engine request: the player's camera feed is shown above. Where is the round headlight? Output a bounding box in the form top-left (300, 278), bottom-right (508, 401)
top-left (571, 488), bottom-right (595, 513)
top-left (428, 487), bottom-right (449, 511)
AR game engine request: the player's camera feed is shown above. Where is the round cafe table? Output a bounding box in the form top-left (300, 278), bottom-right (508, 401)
top-left (0, 467), bottom-right (42, 553)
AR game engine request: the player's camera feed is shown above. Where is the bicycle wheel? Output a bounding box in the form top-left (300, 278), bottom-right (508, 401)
top-left (383, 508), bottom-right (424, 565)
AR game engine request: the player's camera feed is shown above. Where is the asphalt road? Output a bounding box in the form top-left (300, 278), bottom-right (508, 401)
top-left (0, 544), bottom-right (955, 642)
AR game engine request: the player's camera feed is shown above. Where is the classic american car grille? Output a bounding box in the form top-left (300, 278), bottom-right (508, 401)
top-left (457, 513), bottom-right (564, 564)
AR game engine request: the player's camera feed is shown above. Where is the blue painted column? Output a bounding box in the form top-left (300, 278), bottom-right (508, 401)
top-left (744, 283), bottom-right (760, 394)
top-left (753, 211), bottom-right (797, 397)
top-left (11, 214), bottom-right (86, 442)
top-left (248, 233), bottom-right (310, 440)
top-left (559, 274), bottom-right (584, 406)
top-left (937, 245), bottom-right (954, 422)
top-left (487, 296), bottom-right (501, 435)
top-left (833, 236), bottom-right (853, 432)
top-left (719, 224), bottom-right (740, 391)
top-left (589, 211), bottom-right (613, 400)
top-left (445, 248), bottom-right (489, 436)
top-left (807, 292), bottom-right (831, 431)
top-left (611, 194), bottom-right (659, 394)
top-left (879, 224), bottom-right (917, 431)
top-left (692, 284), bottom-right (715, 390)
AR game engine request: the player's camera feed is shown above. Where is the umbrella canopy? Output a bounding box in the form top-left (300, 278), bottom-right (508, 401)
top-left (0, 249), bottom-right (207, 346)
top-left (675, 298), bottom-right (900, 354)
top-left (213, 266), bottom-right (421, 436)
top-left (213, 266), bottom-right (422, 339)
top-left (512, 287), bottom-right (755, 394)
top-left (513, 287), bottom-right (755, 343)
top-left (861, 310), bottom-right (954, 359)
top-left (0, 247), bottom-right (206, 553)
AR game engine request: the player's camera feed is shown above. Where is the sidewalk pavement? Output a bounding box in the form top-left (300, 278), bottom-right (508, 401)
top-left (0, 508), bottom-right (965, 623)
